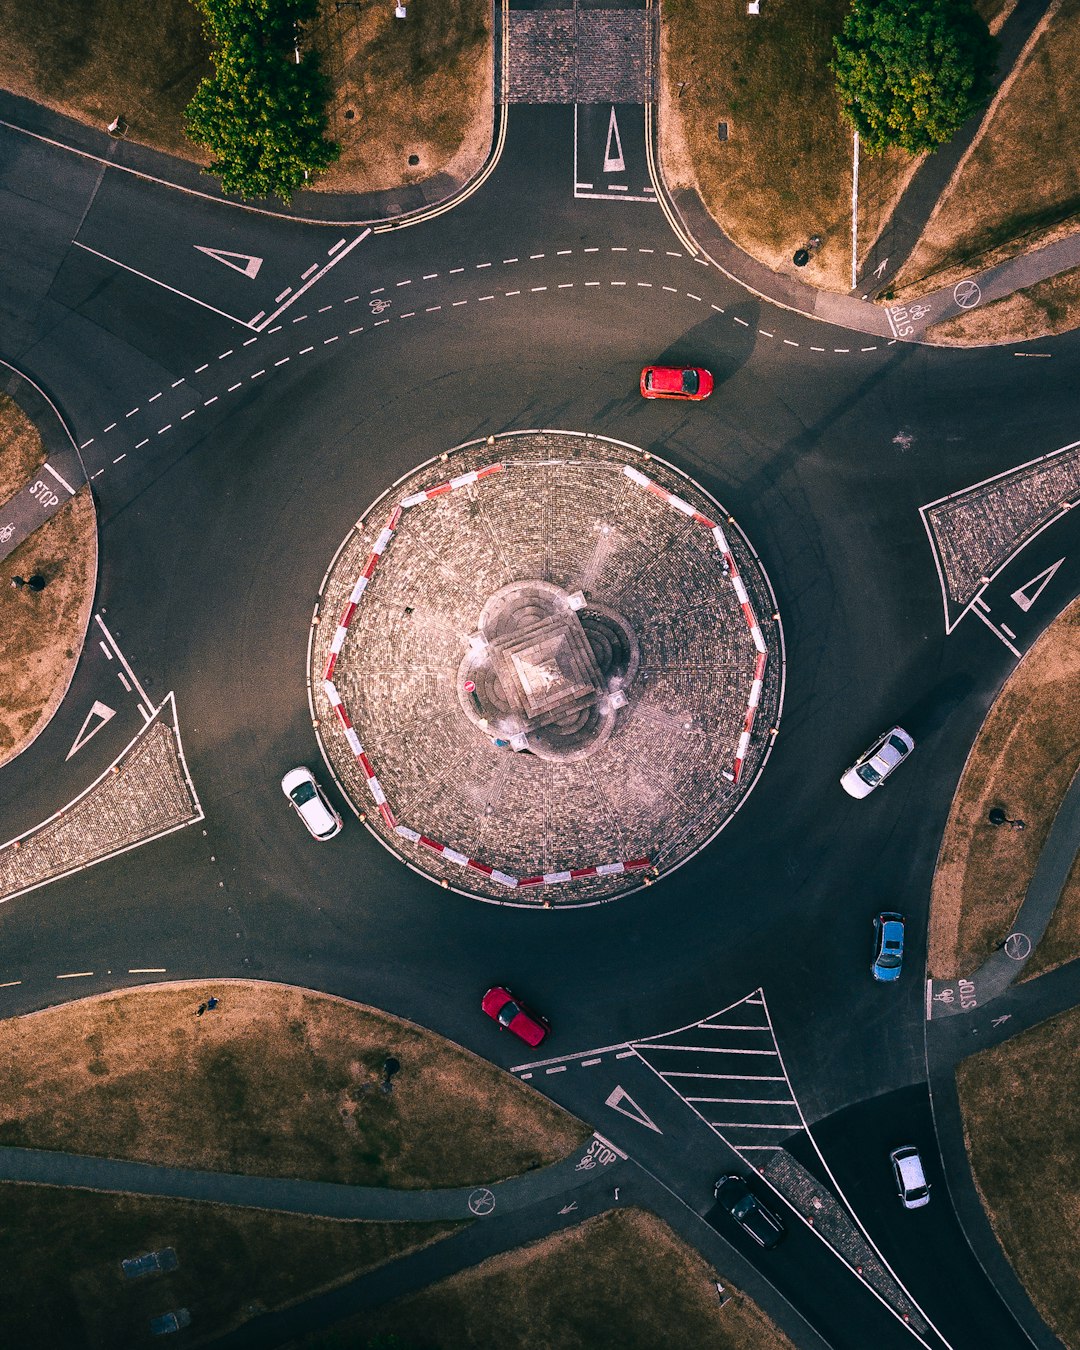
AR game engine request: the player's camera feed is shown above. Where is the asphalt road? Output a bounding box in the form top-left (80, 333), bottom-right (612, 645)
top-left (1, 101), bottom-right (1078, 1348)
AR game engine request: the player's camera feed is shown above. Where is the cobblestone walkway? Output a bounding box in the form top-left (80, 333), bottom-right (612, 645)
top-left (313, 432), bottom-right (782, 903)
top-left (922, 441), bottom-right (1080, 611)
top-left (763, 1151), bottom-right (930, 1337)
top-left (507, 8), bottom-right (656, 104)
top-left (0, 698), bottom-right (201, 901)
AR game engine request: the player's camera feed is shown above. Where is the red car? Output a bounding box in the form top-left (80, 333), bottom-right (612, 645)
top-left (481, 986), bottom-right (551, 1047)
top-left (640, 365), bottom-right (714, 400)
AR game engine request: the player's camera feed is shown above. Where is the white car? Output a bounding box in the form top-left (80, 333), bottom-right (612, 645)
top-left (890, 1145), bottom-right (931, 1209)
top-left (840, 726), bottom-right (914, 799)
top-left (281, 766), bottom-right (343, 840)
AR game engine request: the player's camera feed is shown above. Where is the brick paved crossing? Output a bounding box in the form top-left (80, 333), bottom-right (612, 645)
top-left (0, 709), bottom-right (201, 901)
top-left (313, 433), bottom-right (782, 903)
top-left (507, 8), bottom-right (656, 104)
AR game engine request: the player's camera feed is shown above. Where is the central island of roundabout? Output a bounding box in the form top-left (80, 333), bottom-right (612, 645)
top-left (311, 432), bottom-right (784, 906)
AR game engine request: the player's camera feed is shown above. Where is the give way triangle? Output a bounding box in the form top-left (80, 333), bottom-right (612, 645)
top-left (194, 246), bottom-right (263, 279)
top-left (605, 1084), bottom-right (662, 1133)
top-left (1011, 558), bottom-right (1064, 612)
top-left (66, 700), bottom-right (116, 761)
top-left (603, 107), bottom-right (625, 174)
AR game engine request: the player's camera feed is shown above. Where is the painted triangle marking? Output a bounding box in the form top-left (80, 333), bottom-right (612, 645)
top-left (603, 107), bottom-right (626, 174)
top-left (194, 246), bottom-right (263, 280)
top-left (1011, 558), bottom-right (1065, 612)
top-left (66, 700), bottom-right (117, 761)
top-left (605, 1084), bottom-right (662, 1133)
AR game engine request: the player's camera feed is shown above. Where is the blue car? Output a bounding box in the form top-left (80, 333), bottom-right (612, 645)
top-left (872, 912), bottom-right (905, 981)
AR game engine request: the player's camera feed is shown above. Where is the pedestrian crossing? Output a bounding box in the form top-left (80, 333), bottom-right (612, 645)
top-left (632, 990), bottom-right (805, 1158)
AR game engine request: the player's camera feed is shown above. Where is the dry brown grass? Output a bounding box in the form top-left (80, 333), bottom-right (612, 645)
top-left (0, 394), bottom-right (46, 502)
top-left (0, 0), bottom-right (491, 197)
top-left (0, 487), bottom-right (97, 768)
top-left (310, 0), bottom-right (492, 196)
top-left (0, 982), bottom-right (588, 1186)
top-left (892, 0), bottom-right (1080, 300)
top-left (928, 597), bottom-right (1080, 979)
top-left (957, 1005), bottom-right (1080, 1348)
top-left (660, 0), bottom-right (913, 294)
top-left (307, 1207), bottom-right (796, 1350)
top-left (927, 266), bottom-right (1080, 346)
top-left (0, 1184), bottom-right (456, 1350)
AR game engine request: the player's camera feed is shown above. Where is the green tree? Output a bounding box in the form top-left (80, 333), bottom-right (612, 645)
top-left (832, 0), bottom-right (997, 154)
top-left (186, 0), bottom-right (339, 202)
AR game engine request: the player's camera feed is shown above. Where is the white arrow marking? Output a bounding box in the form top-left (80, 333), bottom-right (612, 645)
top-left (873, 257), bottom-right (889, 279)
top-left (194, 246), bottom-right (263, 280)
top-left (66, 700), bottom-right (117, 761)
top-left (991, 1014), bottom-right (1012, 1028)
top-left (603, 107), bottom-right (625, 174)
top-left (605, 1084), bottom-right (662, 1133)
top-left (559, 1202), bottom-right (578, 1215)
top-left (1010, 558), bottom-right (1064, 612)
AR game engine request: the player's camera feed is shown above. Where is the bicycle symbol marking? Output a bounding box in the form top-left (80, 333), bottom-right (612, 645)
top-left (933, 988), bottom-right (955, 1004)
top-left (909, 303), bottom-right (930, 321)
top-left (369, 297), bottom-right (392, 314)
top-left (1004, 932), bottom-right (1031, 961)
top-left (0, 522), bottom-right (14, 543)
top-left (468, 1187), bottom-right (496, 1216)
top-left (953, 279), bottom-right (982, 310)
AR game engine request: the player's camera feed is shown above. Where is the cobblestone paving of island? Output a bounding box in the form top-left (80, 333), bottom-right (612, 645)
top-left (0, 718), bottom-right (199, 899)
top-left (507, 9), bottom-right (655, 104)
top-left (763, 1152), bottom-right (929, 1336)
top-left (925, 442), bottom-right (1080, 607)
top-left (313, 433), bottom-right (782, 903)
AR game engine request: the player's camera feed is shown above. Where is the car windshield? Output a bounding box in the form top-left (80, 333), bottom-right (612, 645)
top-left (497, 1001), bottom-right (520, 1028)
top-left (877, 952), bottom-right (902, 968)
top-left (681, 370), bottom-right (700, 394)
top-left (644, 370), bottom-right (654, 390)
top-left (290, 780), bottom-right (318, 805)
top-left (732, 1195), bottom-right (755, 1220)
top-left (887, 735), bottom-right (910, 756)
top-left (857, 762), bottom-right (883, 786)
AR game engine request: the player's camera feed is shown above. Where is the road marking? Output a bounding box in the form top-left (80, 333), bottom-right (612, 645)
top-left (129, 967), bottom-right (167, 974)
top-left (65, 700), bottom-right (118, 762)
top-left (1011, 557), bottom-right (1064, 611)
top-left (43, 462), bottom-right (75, 495)
top-left (605, 1084), bottom-right (662, 1133)
top-left (113, 454), bottom-right (126, 463)
top-left (1000, 622), bottom-right (1016, 638)
top-left (72, 241), bottom-right (254, 327)
top-left (973, 605), bottom-right (1022, 657)
top-left (57, 971), bottom-right (94, 979)
top-left (327, 237), bottom-right (348, 256)
top-left (603, 106), bottom-right (626, 172)
top-left (255, 231), bottom-right (370, 331)
top-left (0, 981), bottom-right (22, 988)
top-left (582, 1058), bottom-right (601, 1066)
top-left (194, 245), bottom-right (263, 279)
top-left (135, 438), bottom-right (149, 447)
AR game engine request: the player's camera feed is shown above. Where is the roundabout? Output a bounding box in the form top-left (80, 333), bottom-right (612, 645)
top-left (312, 432), bottom-right (783, 903)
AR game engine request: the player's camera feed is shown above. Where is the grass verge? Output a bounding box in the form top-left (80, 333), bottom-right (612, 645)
top-left (297, 1207), bottom-right (796, 1350)
top-left (0, 0), bottom-right (491, 197)
top-left (957, 1005), bottom-right (1080, 1348)
top-left (0, 417), bottom-right (97, 767)
top-left (0, 1183), bottom-right (457, 1350)
top-left (660, 0), bottom-right (913, 294)
top-left (926, 266), bottom-right (1080, 346)
top-left (891, 0), bottom-right (1080, 302)
top-left (0, 982), bottom-right (588, 1186)
top-left (928, 596), bottom-right (1080, 979)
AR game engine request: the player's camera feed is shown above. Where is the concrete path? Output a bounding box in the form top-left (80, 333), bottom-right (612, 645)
top-left (0, 1132), bottom-right (618, 1221)
top-left (929, 762), bottom-right (1080, 1016)
top-left (857, 0), bottom-right (1060, 295)
top-left (0, 362), bottom-right (89, 562)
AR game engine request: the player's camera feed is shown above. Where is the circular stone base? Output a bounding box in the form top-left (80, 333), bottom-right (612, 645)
top-left (312, 432), bottom-right (784, 905)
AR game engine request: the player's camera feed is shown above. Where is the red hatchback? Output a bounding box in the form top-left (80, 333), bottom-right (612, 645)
top-left (640, 365), bottom-right (714, 400)
top-left (481, 986), bottom-right (551, 1047)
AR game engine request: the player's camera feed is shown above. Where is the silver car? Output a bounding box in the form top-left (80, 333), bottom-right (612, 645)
top-left (890, 1145), bottom-right (931, 1209)
top-left (841, 726), bottom-right (915, 799)
top-left (281, 766), bottom-right (343, 840)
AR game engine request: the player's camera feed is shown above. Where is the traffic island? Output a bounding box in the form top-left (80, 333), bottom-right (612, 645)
top-left (311, 432), bottom-right (784, 905)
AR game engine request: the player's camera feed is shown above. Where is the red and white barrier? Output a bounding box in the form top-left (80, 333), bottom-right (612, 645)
top-left (400, 462), bottom-right (504, 509)
top-left (624, 466), bottom-right (772, 780)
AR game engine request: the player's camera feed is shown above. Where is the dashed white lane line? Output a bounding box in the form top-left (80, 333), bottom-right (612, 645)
top-left (450, 266), bottom-right (464, 274)
top-left (423, 272), bottom-right (438, 279)
top-left (502, 258), bottom-right (518, 264)
top-left (129, 967), bottom-right (167, 973)
top-left (104, 422), bottom-right (117, 432)
top-left (57, 971), bottom-right (94, 979)
top-left (125, 407), bottom-right (139, 418)
top-left (242, 336), bottom-right (258, 346)
top-left (582, 1057), bottom-right (602, 1066)
top-left (219, 349), bottom-right (233, 359)
top-left (504, 291), bottom-right (520, 297)
top-left (477, 261), bottom-right (493, 268)
top-left (0, 980), bottom-right (22, 988)
top-left (811, 345), bottom-right (825, 351)
top-left (203, 397), bottom-right (217, 407)
top-left (112, 454), bottom-right (125, 464)
top-left (135, 438), bottom-right (149, 448)
top-left (530, 286), bottom-right (547, 292)
top-left (157, 424), bottom-right (172, 434)
top-left (558, 283), bottom-right (573, 289)
top-left (172, 378), bottom-right (185, 388)
top-left (546, 1064), bottom-right (567, 1074)
top-left (250, 369), bottom-right (266, 379)
top-left (396, 279), bottom-right (412, 286)
top-left (834, 347), bottom-right (850, 353)
top-left (228, 381), bottom-right (242, 390)
top-left (784, 339), bottom-right (799, 347)
top-left (274, 357), bottom-right (290, 366)
top-left (195, 363), bottom-right (209, 373)
top-left (301, 263), bottom-right (319, 280)
top-left (759, 329), bottom-right (773, 337)
top-left (148, 392), bottom-right (162, 403)
top-left (299, 346), bottom-right (314, 355)
top-left (734, 317), bottom-right (749, 327)
top-left (530, 253), bottom-right (544, 259)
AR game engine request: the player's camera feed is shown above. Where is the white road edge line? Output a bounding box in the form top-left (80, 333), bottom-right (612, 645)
top-left (255, 230), bottom-right (371, 331)
top-left (71, 241), bottom-right (255, 328)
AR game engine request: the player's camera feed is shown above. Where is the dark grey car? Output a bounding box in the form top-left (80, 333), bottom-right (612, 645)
top-left (713, 1174), bottom-right (786, 1249)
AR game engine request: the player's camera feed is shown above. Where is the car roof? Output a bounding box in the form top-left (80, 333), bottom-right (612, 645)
top-left (648, 366), bottom-right (689, 391)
